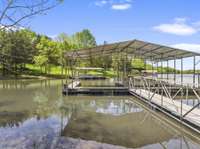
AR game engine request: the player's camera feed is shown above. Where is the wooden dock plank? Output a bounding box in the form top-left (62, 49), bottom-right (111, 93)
top-left (129, 88), bottom-right (200, 127)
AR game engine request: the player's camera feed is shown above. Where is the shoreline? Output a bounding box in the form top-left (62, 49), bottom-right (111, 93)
top-left (0, 74), bottom-right (66, 80)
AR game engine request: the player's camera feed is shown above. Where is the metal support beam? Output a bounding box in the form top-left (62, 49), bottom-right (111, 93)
top-left (193, 56), bottom-right (196, 87)
top-left (161, 59), bottom-right (163, 79)
top-left (183, 102), bottom-right (200, 117)
top-left (167, 60), bottom-right (169, 80)
top-left (181, 58), bottom-right (183, 85)
top-left (174, 57), bottom-right (176, 84)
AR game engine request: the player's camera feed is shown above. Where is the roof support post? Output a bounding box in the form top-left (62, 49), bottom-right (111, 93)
top-left (161, 59), bottom-right (163, 80)
top-left (181, 58), bottom-right (183, 85)
top-left (151, 58), bottom-right (154, 79)
top-left (117, 54), bottom-right (120, 82)
top-left (156, 61), bottom-right (159, 79)
top-left (193, 56), bottom-right (196, 87)
top-left (124, 51), bottom-right (127, 85)
top-left (144, 59), bottom-right (147, 71)
top-left (174, 56), bottom-right (176, 85)
top-left (167, 60), bottom-right (169, 80)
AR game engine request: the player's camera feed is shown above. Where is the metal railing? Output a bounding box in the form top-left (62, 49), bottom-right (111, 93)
top-left (129, 76), bottom-right (200, 119)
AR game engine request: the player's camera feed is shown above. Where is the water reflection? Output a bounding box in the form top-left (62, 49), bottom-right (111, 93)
top-left (81, 79), bottom-right (116, 87)
top-left (0, 79), bottom-right (199, 149)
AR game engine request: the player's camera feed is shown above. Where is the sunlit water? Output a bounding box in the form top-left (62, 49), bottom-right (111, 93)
top-left (0, 79), bottom-right (199, 149)
top-left (158, 74), bottom-right (200, 86)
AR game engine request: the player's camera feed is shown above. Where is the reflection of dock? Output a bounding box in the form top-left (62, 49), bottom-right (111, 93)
top-left (63, 77), bottom-right (200, 133)
top-left (62, 111), bottom-right (173, 148)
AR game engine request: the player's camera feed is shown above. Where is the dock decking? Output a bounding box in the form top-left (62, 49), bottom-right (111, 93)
top-left (129, 88), bottom-right (200, 129)
top-left (63, 81), bottom-right (129, 95)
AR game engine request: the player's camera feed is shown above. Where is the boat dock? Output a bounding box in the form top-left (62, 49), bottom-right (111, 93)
top-left (64, 39), bottom-right (200, 134)
top-left (62, 80), bottom-right (129, 95)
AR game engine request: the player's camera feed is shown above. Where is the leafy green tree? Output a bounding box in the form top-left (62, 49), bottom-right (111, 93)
top-left (72, 29), bottom-right (97, 66)
top-left (34, 36), bottom-right (60, 74)
top-left (0, 29), bottom-right (39, 75)
top-left (56, 33), bottom-right (79, 75)
top-left (112, 53), bottom-right (132, 78)
top-left (72, 29), bottom-right (96, 49)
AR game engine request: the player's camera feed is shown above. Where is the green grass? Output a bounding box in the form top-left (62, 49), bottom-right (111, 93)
top-left (1, 64), bottom-right (116, 79)
top-left (26, 64), bottom-right (64, 75)
top-left (87, 69), bottom-right (116, 78)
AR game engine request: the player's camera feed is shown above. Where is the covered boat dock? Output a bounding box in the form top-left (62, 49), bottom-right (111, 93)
top-left (64, 39), bottom-right (200, 133)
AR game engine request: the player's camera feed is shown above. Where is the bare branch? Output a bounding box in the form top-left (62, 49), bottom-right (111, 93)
top-left (0, 0), bottom-right (63, 30)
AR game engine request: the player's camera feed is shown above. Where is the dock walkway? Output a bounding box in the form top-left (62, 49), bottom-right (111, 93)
top-left (63, 81), bottom-right (129, 95)
top-left (129, 88), bottom-right (200, 128)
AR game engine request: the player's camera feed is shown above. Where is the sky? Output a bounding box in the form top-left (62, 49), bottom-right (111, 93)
top-left (29, 0), bottom-right (200, 69)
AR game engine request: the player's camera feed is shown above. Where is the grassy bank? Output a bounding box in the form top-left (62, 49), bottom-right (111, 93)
top-left (0, 64), bottom-right (116, 80)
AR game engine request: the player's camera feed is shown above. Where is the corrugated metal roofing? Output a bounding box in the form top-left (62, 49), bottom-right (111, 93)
top-left (65, 39), bottom-right (200, 61)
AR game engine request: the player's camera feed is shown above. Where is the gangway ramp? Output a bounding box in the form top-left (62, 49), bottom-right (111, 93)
top-left (129, 77), bottom-right (200, 133)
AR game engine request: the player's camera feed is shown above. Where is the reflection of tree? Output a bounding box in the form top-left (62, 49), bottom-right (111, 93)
top-left (33, 91), bottom-right (57, 117)
top-left (32, 91), bottom-right (72, 130)
top-left (34, 91), bottom-right (48, 104)
top-left (0, 111), bottom-right (29, 127)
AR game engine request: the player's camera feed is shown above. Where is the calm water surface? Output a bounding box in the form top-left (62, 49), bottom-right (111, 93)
top-left (0, 79), bottom-right (199, 149)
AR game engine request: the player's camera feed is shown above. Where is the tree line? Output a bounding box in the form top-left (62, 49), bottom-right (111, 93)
top-left (0, 28), bottom-right (181, 77)
top-left (0, 28), bottom-right (97, 76)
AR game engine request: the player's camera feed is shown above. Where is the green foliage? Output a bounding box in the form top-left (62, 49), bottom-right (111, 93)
top-left (132, 59), bottom-right (145, 71)
top-left (112, 53), bottom-right (132, 73)
top-left (34, 36), bottom-right (60, 73)
top-left (0, 29), bottom-right (39, 75)
top-left (0, 28), bottom-right (98, 76)
top-left (0, 28), bottom-right (182, 78)
top-left (72, 29), bottom-right (96, 49)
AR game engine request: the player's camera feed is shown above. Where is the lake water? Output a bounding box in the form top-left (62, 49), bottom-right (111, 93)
top-left (158, 74), bottom-right (200, 86)
top-left (0, 79), bottom-right (199, 149)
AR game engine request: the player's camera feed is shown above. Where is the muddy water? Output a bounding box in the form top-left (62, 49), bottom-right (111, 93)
top-left (0, 79), bottom-right (199, 149)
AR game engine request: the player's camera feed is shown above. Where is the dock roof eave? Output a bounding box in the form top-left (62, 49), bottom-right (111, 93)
top-left (65, 39), bottom-right (200, 61)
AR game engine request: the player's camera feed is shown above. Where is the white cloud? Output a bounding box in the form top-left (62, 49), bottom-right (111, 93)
top-left (95, 0), bottom-right (108, 7)
top-left (111, 3), bottom-right (131, 10)
top-left (154, 24), bottom-right (196, 36)
top-left (192, 21), bottom-right (200, 31)
top-left (153, 18), bottom-right (198, 36)
top-left (174, 17), bottom-right (187, 23)
top-left (94, 0), bottom-right (132, 10)
top-left (171, 43), bottom-right (200, 53)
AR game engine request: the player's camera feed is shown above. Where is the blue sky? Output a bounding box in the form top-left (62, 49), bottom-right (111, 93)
top-left (30, 0), bottom-right (200, 69)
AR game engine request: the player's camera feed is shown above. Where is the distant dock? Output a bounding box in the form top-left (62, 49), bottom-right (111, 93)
top-left (62, 81), bottom-right (129, 95)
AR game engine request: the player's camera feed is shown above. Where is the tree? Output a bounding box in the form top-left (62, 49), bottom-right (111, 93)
top-left (0, 0), bottom-right (63, 30)
top-left (72, 29), bottom-right (97, 66)
top-left (0, 29), bottom-right (39, 75)
top-left (112, 53), bottom-right (132, 78)
top-left (34, 36), bottom-right (60, 74)
top-left (72, 29), bottom-right (96, 49)
top-left (56, 33), bottom-right (77, 75)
